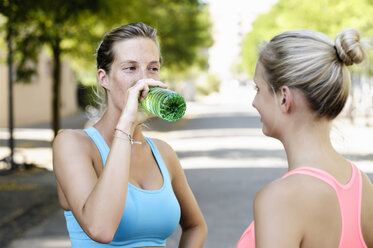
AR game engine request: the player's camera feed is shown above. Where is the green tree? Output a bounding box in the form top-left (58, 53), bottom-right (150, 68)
top-left (242, 0), bottom-right (373, 77)
top-left (71, 0), bottom-right (213, 85)
top-left (1, 0), bottom-right (102, 137)
top-left (1, 0), bottom-right (212, 137)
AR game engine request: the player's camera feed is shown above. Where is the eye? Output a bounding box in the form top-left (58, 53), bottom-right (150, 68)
top-left (124, 66), bottom-right (136, 71)
top-left (252, 83), bottom-right (259, 92)
top-left (123, 65), bottom-right (136, 71)
top-left (149, 66), bottom-right (159, 72)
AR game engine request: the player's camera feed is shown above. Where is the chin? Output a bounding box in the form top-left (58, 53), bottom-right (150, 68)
top-left (262, 128), bottom-right (270, 137)
top-left (261, 126), bottom-right (275, 138)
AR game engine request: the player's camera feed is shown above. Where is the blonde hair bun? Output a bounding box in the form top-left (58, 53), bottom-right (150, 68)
top-left (334, 28), bottom-right (366, 66)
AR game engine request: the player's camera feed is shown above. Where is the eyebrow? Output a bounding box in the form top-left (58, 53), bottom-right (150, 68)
top-left (120, 60), bottom-right (160, 65)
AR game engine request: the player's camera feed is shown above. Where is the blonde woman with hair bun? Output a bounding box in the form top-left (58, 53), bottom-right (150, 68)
top-left (236, 28), bottom-right (373, 248)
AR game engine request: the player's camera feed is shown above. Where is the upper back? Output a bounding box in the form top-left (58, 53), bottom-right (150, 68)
top-left (282, 162), bottom-right (370, 248)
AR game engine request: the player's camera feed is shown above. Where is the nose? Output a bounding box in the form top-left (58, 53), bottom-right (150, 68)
top-left (252, 96), bottom-right (257, 109)
top-left (138, 66), bottom-right (157, 82)
top-left (139, 67), bottom-right (148, 80)
top-left (133, 68), bottom-right (149, 85)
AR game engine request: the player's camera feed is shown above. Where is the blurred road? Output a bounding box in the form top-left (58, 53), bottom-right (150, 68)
top-left (1, 84), bottom-right (373, 248)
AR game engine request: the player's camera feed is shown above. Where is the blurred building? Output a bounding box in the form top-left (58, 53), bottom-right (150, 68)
top-left (0, 52), bottom-right (78, 127)
top-left (204, 0), bottom-right (278, 105)
top-left (207, 0), bottom-right (278, 84)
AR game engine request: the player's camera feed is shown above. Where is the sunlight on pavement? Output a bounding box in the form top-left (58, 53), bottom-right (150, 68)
top-left (180, 157), bottom-right (287, 169)
top-left (144, 128), bottom-right (284, 151)
top-left (0, 128), bottom-right (54, 141)
top-left (7, 237), bottom-right (71, 248)
top-left (0, 147), bottom-right (52, 170)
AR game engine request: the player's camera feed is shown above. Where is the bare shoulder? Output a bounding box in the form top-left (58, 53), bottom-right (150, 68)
top-left (149, 138), bottom-right (181, 179)
top-left (254, 178), bottom-right (291, 220)
top-left (150, 137), bottom-right (173, 149)
top-left (254, 174), bottom-right (338, 246)
top-left (52, 129), bottom-right (94, 168)
top-left (254, 177), bottom-right (296, 209)
top-left (255, 174), bottom-right (336, 218)
top-left (53, 129), bottom-right (92, 151)
top-left (361, 170), bottom-right (373, 188)
top-left (53, 129), bottom-right (88, 145)
top-left (361, 171), bottom-right (373, 197)
top-left (255, 176), bottom-right (304, 204)
top-left (253, 177), bottom-right (306, 246)
top-left (149, 138), bottom-right (178, 160)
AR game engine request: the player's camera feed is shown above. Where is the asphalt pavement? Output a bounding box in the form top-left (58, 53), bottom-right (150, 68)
top-left (1, 86), bottom-right (373, 248)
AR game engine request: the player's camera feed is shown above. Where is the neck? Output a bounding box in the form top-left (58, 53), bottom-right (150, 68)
top-left (280, 119), bottom-right (338, 171)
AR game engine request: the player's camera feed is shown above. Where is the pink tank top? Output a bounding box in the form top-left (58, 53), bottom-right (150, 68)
top-left (236, 162), bottom-right (367, 248)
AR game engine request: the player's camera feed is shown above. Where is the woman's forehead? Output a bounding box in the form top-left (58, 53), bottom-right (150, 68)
top-left (254, 62), bottom-right (265, 83)
top-left (113, 38), bottom-right (160, 62)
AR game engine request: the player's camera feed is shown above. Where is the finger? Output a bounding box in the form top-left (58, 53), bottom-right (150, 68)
top-left (138, 78), bottom-right (168, 89)
top-left (135, 79), bottom-right (168, 102)
top-left (139, 85), bottom-right (149, 103)
top-left (147, 80), bottom-right (168, 89)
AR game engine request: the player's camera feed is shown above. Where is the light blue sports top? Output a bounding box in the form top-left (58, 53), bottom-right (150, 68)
top-left (64, 126), bottom-right (181, 247)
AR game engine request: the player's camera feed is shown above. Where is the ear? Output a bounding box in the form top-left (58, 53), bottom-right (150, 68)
top-left (279, 86), bottom-right (293, 114)
top-left (97, 69), bottom-right (110, 90)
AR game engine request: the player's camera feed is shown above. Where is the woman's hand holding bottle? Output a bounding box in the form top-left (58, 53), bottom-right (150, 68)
top-left (117, 79), bottom-right (168, 134)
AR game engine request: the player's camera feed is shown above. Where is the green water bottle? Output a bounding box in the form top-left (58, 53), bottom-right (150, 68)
top-left (140, 87), bottom-right (187, 121)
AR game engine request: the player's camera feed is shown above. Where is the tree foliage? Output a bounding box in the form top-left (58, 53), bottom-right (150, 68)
top-left (241, 0), bottom-right (373, 78)
top-left (0, 0), bottom-right (212, 136)
top-left (58, 0), bottom-right (212, 85)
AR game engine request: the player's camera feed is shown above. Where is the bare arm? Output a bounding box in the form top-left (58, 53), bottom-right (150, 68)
top-left (53, 79), bottom-right (167, 243)
top-left (53, 128), bottom-right (132, 243)
top-left (157, 140), bottom-right (207, 248)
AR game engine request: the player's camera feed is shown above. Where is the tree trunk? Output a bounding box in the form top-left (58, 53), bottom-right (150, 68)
top-left (7, 19), bottom-right (15, 168)
top-left (52, 38), bottom-right (61, 138)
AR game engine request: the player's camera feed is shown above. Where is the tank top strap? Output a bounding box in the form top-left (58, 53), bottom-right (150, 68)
top-left (282, 162), bottom-right (360, 192)
top-left (83, 126), bottom-right (109, 165)
top-left (145, 137), bottom-right (172, 186)
top-left (83, 128), bottom-right (171, 187)
top-left (282, 166), bottom-right (340, 191)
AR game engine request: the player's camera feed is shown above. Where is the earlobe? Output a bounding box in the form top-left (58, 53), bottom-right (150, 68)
top-left (97, 69), bottom-right (110, 90)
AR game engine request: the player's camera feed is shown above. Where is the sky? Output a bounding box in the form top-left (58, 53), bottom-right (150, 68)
top-left (206, 0), bottom-right (278, 82)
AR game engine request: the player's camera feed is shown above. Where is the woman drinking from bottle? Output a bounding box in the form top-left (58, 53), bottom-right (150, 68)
top-left (53, 22), bottom-right (207, 248)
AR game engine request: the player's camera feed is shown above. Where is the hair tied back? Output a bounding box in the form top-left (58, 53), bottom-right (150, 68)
top-left (333, 45), bottom-right (343, 63)
top-left (334, 28), bottom-right (366, 66)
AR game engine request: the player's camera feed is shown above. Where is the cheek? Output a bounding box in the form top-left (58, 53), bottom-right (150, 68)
top-left (152, 72), bottom-right (160, 81)
top-left (113, 73), bottom-right (137, 90)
